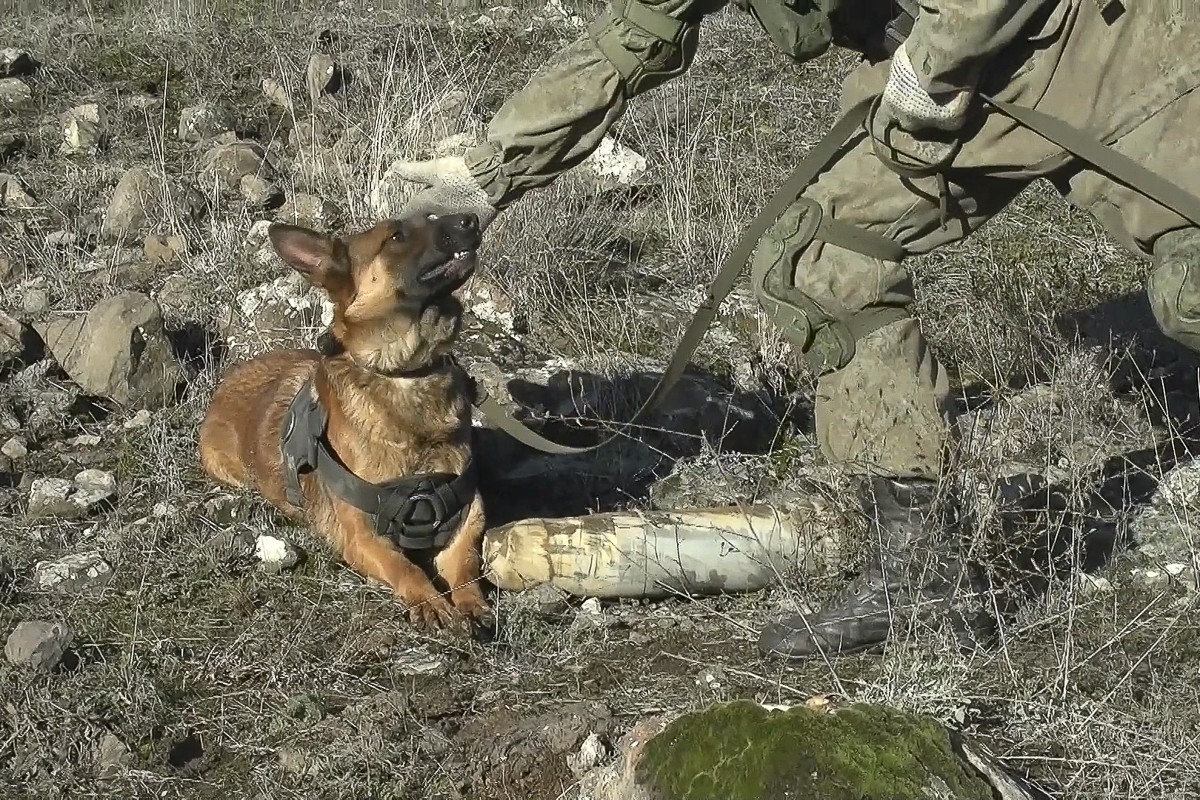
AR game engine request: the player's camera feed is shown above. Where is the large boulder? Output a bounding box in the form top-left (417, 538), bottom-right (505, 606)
top-left (578, 698), bottom-right (1048, 800)
top-left (36, 292), bottom-right (186, 410)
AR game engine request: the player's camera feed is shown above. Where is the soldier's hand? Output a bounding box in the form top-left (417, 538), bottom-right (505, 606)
top-left (881, 42), bottom-right (972, 134)
top-left (385, 155), bottom-right (498, 230)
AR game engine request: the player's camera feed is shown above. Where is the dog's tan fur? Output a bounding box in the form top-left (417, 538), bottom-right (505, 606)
top-left (198, 215), bottom-right (491, 634)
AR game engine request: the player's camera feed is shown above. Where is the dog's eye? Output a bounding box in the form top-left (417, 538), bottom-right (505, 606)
top-left (390, 227), bottom-right (406, 242)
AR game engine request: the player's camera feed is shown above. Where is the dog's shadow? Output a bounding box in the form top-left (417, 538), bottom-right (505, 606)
top-left (472, 365), bottom-right (807, 526)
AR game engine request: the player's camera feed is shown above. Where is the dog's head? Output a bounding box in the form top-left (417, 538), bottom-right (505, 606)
top-left (267, 212), bottom-right (482, 375)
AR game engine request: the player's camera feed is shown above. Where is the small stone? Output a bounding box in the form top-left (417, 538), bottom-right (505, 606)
top-left (0, 48), bottom-right (36, 77)
top-left (97, 732), bottom-right (131, 777)
top-left (70, 434), bottom-right (102, 447)
top-left (393, 646), bottom-right (448, 676)
top-left (154, 273), bottom-right (194, 317)
top-left (45, 230), bottom-right (76, 249)
top-left (123, 409), bottom-right (152, 429)
top-left (143, 234), bottom-right (185, 266)
top-left (1078, 573), bottom-right (1114, 594)
top-left (0, 78), bottom-right (32, 109)
top-left (256, 533), bottom-right (302, 572)
top-left (21, 286), bottom-right (47, 315)
top-left (287, 118), bottom-right (325, 150)
top-left (59, 103), bottom-right (107, 154)
top-left (35, 292), bottom-right (186, 410)
top-left (177, 104), bottom-right (233, 143)
top-left (200, 140), bottom-right (272, 194)
top-left (581, 597), bottom-right (602, 615)
top-left (33, 551), bottom-right (114, 594)
top-left (1, 437), bottom-right (27, 459)
top-left (203, 493), bottom-right (247, 525)
top-left (0, 172), bottom-right (35, 209)
top-left (567, 731), bottom-right (609, 778)
top-left (27, 477), bottom-right (75, 518)
top-left (240, 174), bottom-right (282, 208)
top-left (101, 167), bottom-right (155, 241)
top-left (262, 78), bottom-right (292, 110)
top-left (5, 620), bottom-right (74, 672)
top-left (518, 583), bottom-right (571, 618)
top-left (306, 53), bottom-right (339, 100)
top-left (276, 193), bottom-right (342, 229)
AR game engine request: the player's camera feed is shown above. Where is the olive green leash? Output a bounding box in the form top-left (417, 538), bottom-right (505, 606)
top-left (473, 90), bottom-right (1200, 455)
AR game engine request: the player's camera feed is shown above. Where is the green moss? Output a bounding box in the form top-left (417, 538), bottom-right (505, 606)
top-left (635, 700), bottom-right (994, 800)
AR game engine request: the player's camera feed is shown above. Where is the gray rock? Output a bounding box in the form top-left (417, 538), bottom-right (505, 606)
top-left (33, 551), bottom-right (114, 594)
top-left (306, 53), bottom-right (339, 100)
top-left (0, 78), bottom-right (32, 109)
top-left (0, 172), bottom-right (35, 209)
top-left (142, 234), bottom-right (185, 266)
top-left (101, 167), bottom-right (205, 243)
top-left (239, 174), bottom-right (282, 208)
top-left (261, 77), bottom-right (292, 110)
top-left (97, 732), bottom-right (131, 777)
top-left (287, 118), bottom-right (326, 151)
top-left (0, 48), bottom-right (36, 78)
top-left (154, 273), bottom-right (194, 318)
top-left (27, 470), bottom-right (116, 519)
top-left (200, 140), bottom-right (273, 194)
top-left (4, 620), bottom-right (74, 672)
top-left (177, 103), bottom-right (233, 143)
top-left (276, 193), bottom-right (342, 229)
top-left (74, 468), bottom-right (117, 506)
top-left (1, 436), bottom-right (27, 459)
top-left (20, 285), bottom-right (47, 315)
top-left (215, 271), bottom-right (333, 360)
top-left (59, 103), bottom-right (107, 154)
top-left (35, 292), bottom-right (186, 410)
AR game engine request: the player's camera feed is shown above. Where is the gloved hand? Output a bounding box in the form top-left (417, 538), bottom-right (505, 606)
top-left (880, 41), bottom-right (973, 134)
top-left (384, 155), bottom-right (499, 230)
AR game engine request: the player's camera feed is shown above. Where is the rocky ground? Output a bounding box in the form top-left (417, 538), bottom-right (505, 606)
top-left (1, 1), bottom-right (1199, 798)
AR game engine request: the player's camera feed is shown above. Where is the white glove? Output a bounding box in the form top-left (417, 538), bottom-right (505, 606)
top-left (384, 155), bottom-right (498, 230)
top-left (881, 41), bottom-right (973, 134)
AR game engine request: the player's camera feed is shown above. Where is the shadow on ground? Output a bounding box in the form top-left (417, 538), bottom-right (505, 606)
top-left (979, 290), bottom-right (1200, 616)
top-left (475, 365), bottom-right (809, 525)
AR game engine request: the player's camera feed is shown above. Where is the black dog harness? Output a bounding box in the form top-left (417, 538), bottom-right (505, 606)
top-left (280, 376), bottom-right (476, 551)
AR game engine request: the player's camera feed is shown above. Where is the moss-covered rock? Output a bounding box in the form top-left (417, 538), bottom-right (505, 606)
top-left (634, 700), bottom-right (996, 800)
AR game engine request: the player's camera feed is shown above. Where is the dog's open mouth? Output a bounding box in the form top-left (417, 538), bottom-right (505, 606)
top-left (420, 249), bottom-right (477, 289)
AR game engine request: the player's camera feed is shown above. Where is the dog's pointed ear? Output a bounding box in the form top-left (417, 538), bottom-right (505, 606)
top-left (268, 224), bottom-right (347, 286)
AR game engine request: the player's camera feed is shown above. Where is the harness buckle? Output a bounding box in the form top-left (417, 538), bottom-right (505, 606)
top-left (395, 488), bottom-right (448, 539)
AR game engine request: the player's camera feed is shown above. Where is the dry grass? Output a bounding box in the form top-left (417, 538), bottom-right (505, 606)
top-left (1, 1), bottom-right (1199, 799)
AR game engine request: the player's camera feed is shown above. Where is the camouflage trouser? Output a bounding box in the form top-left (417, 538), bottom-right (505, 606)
top-left (753, 0), bottom-right (1200, 480)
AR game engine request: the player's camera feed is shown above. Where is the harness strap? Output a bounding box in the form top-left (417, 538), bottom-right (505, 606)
top-left (282, 378), bottom-right (476, 550)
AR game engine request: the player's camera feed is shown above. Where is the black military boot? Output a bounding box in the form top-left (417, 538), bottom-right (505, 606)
top-left (758, 476), bottom-right (997, 660)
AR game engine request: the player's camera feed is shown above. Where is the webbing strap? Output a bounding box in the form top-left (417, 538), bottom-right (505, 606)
top-left (477, 80), bottom-right (1200, 455)
top-left (980, 93), bottom-right (1200, 228)
top-left (588, 0), bottom-right (686, 82)
top-left (473, 97), bottom-right (900, 455)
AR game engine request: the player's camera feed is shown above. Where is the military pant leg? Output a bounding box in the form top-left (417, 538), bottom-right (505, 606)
top-left (751, 117), bottom-right (1031, 480)
top-left (1043, 88), bottom-right (1200, 352)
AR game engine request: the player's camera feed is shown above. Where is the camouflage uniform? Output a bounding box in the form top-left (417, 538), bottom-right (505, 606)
top-left (398, 0), bottom-right (1200, 658)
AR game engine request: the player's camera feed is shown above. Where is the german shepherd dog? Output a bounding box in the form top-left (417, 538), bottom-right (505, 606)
top-left (198, 212), bottom-right (493, 637)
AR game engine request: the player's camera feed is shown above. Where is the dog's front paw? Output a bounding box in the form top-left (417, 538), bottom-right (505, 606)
top-left (406, 593), bottom-right (466, 634)
top-left (452, 588), bottom-right (496, 638)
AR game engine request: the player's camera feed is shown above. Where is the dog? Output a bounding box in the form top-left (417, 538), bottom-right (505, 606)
top-left (198, 211), bottom-right (494, 636)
